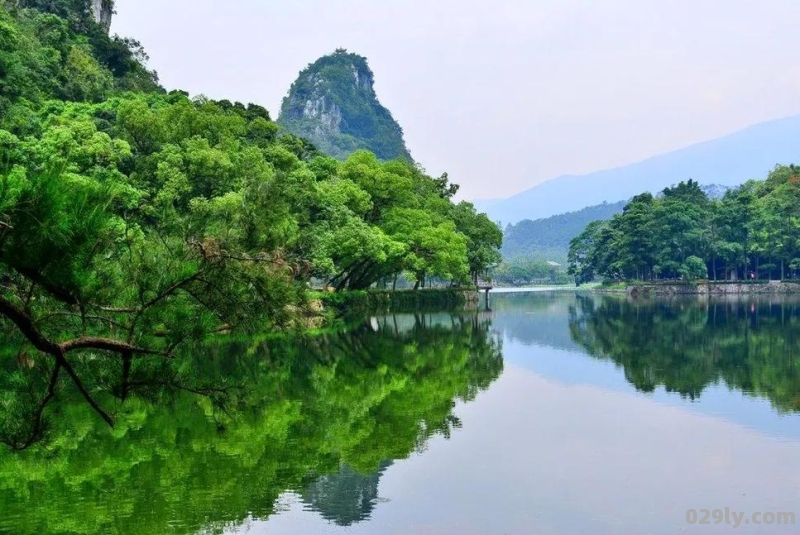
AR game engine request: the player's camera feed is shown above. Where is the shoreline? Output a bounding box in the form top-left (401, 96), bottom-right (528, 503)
top-left (488, 285), bottom-right (579, 294)
top-left (314, 288), bottom-right (482, 319)
top-left (597, 281), bottom-right (800, 296)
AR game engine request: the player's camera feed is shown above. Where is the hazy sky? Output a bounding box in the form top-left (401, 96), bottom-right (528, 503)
top-left (112, 0), bottom-right (800, 200)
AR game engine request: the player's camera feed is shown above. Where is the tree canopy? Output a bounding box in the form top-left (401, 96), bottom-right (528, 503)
top-left (569, 172), bottom-right (800, 283)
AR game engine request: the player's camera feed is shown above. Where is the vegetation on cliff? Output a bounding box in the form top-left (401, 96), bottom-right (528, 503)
top-left (278, 49), bottom-right (412, 161)
top-left (0, 0), bottom-right (158, 113)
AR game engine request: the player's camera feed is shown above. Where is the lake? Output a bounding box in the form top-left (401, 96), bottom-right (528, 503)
top-left (2, 291), bottom-right (800, 534)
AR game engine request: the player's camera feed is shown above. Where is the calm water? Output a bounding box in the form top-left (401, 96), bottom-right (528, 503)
top-left (3, 292), bottom-right (800, 534)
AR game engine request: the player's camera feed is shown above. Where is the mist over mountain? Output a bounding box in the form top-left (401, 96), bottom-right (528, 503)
top-left (476, 115), bottom-right (800, 225)
top-left (278, 50), bottom-right (412, 161)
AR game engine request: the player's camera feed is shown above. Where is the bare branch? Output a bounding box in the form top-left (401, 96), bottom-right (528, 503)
top-left (3, 362), bottom-right (61, 451)
top-left (37, 312), bottom-right (129, 330)
top-left (57, 354), bottom-right (114, 427)
top-left (140, 271), bottom-right (202, 311)
top-left (60, 337), bottom-right (171, 358)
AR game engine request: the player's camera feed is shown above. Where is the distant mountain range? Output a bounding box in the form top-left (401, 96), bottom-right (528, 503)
top-left (475, 115), bottom-right (800, 225)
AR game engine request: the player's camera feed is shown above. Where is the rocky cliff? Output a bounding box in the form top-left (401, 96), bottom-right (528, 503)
top-left (278, 50), bottom-right (412, 161)
top-left (15, 0), bottom-right (113, 31)
top-left (91, 0), bottom-right (113, 32)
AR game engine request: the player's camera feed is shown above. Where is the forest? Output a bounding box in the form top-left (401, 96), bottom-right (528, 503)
top-left (492, 257), bottom-right (572, 286)
top-left (568, 170), bottom-right (800, 283)
top-left (0, 0), bottom-right (502, 435)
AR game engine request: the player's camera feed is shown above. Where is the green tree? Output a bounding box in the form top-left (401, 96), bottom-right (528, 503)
top-left (450, 201), bottom-right (503, 284)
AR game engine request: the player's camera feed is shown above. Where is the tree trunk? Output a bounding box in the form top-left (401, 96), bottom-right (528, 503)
top-left (712, 254), bottom-right (716, 281)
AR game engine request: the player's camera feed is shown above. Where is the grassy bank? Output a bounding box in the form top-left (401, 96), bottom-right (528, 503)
top-left (312, 288), bottom-right (480, 319)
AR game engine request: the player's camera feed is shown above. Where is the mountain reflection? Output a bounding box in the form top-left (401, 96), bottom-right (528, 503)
top-left (301, 461), bottom-right (393, 526)
top-left (0, 314), bottom-right (503, 535)
top-left (569, 294), bottom-right (800, 412)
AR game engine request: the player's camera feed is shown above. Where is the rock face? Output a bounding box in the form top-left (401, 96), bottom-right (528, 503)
top-left (278, 50), bottom-right (412, 161)
top-left (91, 0), bottom-right (113, 32)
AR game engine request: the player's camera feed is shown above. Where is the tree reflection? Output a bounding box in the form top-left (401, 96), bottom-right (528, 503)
top-left (0, 313), bottom-right (502, 534)
top-left (569, 295), bottom-right (800, 411)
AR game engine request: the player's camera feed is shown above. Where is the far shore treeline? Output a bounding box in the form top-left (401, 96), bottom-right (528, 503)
top-left (0, 0), bottom-right (502, 436)
top-left (569, 169), bottom-right (800, 283)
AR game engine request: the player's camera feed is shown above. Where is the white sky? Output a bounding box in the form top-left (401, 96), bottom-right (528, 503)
top-left (112, 0), bottom-right (800, 200)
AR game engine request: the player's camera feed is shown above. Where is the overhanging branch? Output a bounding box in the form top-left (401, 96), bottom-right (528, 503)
top-left (60, 337), bottom-right (172, 358)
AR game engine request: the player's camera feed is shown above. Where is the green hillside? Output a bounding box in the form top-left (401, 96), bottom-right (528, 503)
top-left (502, 200), bottom-right (626, 260)
top-left (0, 0), bottom-right (159, 114)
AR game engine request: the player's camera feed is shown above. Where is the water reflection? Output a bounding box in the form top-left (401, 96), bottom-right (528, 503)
top-left (0, 314), bottom-right (502, 535)
top-left (6, 293), bottom-right (800, 534)
top-left (251, 291), bottom-right (800, 535)
top-left (490, 291), bottom-right (584, 351)
top-left (569, 294), bottom-right (800, 412)
top-left (301, 461), bottom-right (393, 526)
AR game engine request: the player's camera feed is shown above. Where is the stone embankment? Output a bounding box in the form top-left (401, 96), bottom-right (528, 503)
top-left (626, 281), bottom-right (800, 297)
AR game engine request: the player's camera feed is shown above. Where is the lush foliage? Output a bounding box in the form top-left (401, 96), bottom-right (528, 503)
top-left (569, 295), bottom-right (800, 413)
top-left (315, 288), bottom-right (477, 318)
top-left (0, 314), bottom-right (502, 533)
top-left (0, 3), bottom-right (502, 438)
top-left (278, 49), bottom-right (412, 161)
top-left (569, 171), bottom-right (800, 283)
top-left (0, 0), bottom-right (159, 115)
